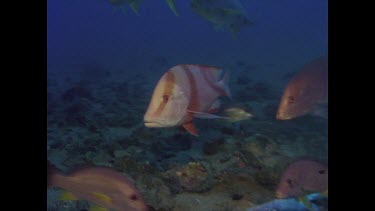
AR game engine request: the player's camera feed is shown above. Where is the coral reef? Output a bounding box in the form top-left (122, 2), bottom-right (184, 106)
top-left (47, 60), bottom-right (328, 210)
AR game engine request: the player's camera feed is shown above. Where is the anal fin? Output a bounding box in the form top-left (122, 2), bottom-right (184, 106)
top-left (182, 122), bottom-right (198, 136)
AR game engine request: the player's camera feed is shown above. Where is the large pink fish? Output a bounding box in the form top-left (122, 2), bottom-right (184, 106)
top-left (276, 56), bottom-right (328, 120)
top-left (144, 64), bottom-right (231, 136)
top-left (47, 164), bottom-right (148, 211)
top-left (276, 159), bottom-right (328, 199)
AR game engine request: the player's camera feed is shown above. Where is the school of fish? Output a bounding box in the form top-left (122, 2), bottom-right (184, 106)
top-left (48, 1), bottom-right (328, 208)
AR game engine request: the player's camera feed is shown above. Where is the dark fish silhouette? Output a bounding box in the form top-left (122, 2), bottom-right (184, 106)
top-left (190, 0), bottom-right (253, 36)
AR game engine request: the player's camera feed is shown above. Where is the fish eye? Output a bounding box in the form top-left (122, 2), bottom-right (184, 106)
top-left (162, 95), bottom-right (169, 103)
top-left (287, 96), bottom-right (295, 104)
top-left (286, 179), bottom-right (293, 187)
top-left (130, 194), bottom-right (138, 201)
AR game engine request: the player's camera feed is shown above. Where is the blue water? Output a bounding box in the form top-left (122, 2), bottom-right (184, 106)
top-left (47, 0), bottom-right (328, 210)
top-left (48, 0), bottom-right (327, 76)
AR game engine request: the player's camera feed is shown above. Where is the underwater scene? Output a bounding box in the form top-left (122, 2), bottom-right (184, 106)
top-left (47, 0), bottom-right (328, 210)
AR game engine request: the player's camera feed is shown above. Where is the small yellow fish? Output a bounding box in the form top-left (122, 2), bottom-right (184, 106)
top-left (224, 107), bottom-right (253, 122)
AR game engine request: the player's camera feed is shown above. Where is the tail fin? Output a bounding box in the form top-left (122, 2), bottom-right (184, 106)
top-left (129, 0), bottom-right (142, 15)
top-left (166, 0), bottom-right (178, 16)
top-left (218, 70), bottom-right (232, 99)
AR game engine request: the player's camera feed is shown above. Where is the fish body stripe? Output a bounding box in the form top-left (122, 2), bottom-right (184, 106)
top-left (152, 71), bottom-right (175, 118)
top-left (201, 69), bottom-right (226, 97)
top-left (181, 65), bottom-right (200, 112)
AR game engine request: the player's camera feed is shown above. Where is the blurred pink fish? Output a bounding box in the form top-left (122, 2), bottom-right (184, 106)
top-left (276, 159), bottom-right (328, 199)
top-left (144, 64), bottom-right (231, 136)
top-left (48, 164), bottom-right (148, 211)
top-left (276, 56), bottom-right (328, 120)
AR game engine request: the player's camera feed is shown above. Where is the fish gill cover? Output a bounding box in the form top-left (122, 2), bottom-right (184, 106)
top-left (47, 0), bottom-right (328, 210)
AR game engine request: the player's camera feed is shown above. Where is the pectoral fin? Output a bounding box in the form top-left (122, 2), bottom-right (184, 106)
top-left (182, 122), bottom-right (198, 136)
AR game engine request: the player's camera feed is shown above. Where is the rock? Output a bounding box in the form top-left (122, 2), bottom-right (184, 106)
top-left (202, 138), bottom-right (225, 156)
top-left (113, 150), bottom-right (130, 158)
top-left (163, 162), bottom-right (211, 193)
top-left (89, 151), bottom-right (113, 167)
top-left (232, 193), bottom-right (244, 200)
top-left (254, 169), bottom-right (280, 191)
top-left (138, 176), bottom-right (175, 210)
top-left (114, 157), bottom-right (158, 178)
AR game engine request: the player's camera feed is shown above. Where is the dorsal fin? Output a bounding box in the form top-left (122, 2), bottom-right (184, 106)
top-left (193, 64), bottom-right (223, 81)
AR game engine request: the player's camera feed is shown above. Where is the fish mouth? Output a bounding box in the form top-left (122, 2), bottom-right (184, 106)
top-left (276, 112), bottom-right (291, 120)
top-left (144, 120), bottom-right (166, 127)
top-left (275, 191), bottom-right (285, 199)
top-left (144, 122), bottom-right (161, 127)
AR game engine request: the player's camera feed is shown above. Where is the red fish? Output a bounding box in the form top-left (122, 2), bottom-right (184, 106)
top-left (276, 56), bottom-right (328, 120)
top-left (276, 159), bottom-right (328, 199)
top-left (47, 163), bottom-right (148, 211)
top-left (144, 64), bottom-right (232, 136)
